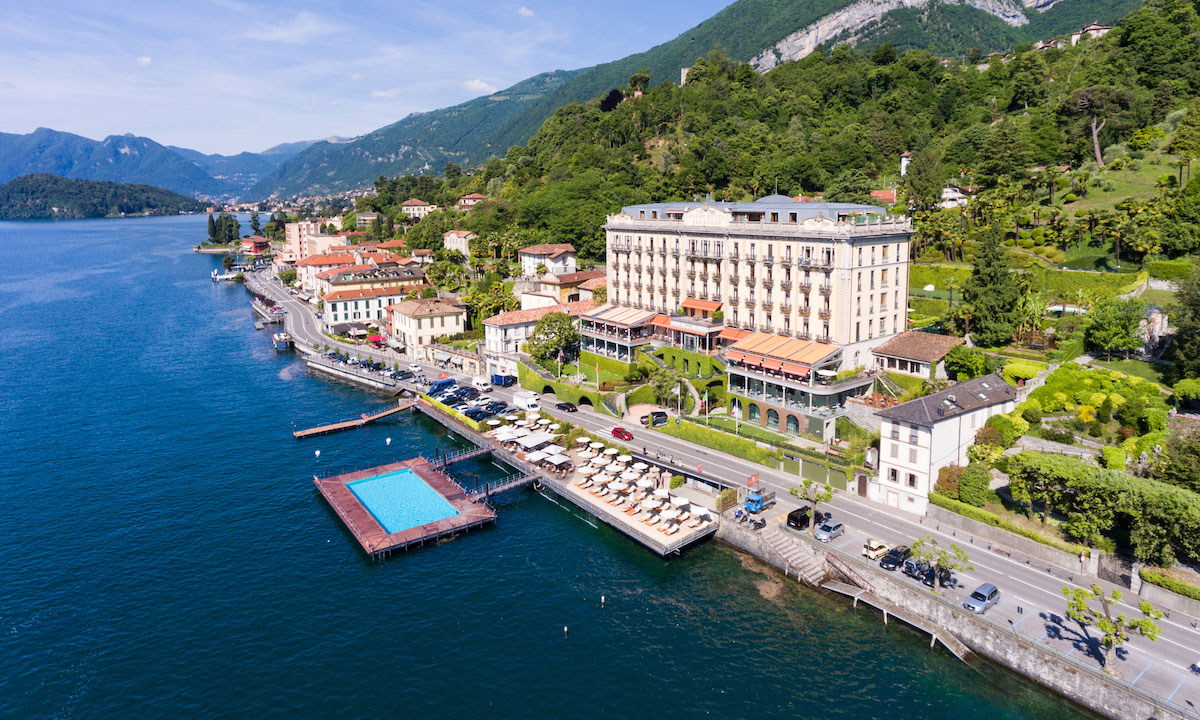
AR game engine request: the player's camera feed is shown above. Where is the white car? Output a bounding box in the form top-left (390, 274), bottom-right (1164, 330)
top-left (469, 397), bottom-right (490, 407)
top-left (408, 363), bottom-right (421, 373)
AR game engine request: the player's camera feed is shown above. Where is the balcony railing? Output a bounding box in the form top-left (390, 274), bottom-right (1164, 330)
top-left (671, 249), bottom-right (681, 257)
top-left (634, 283), bottom-right (642, 290)
top-left (698, 272), bottom-right (708, 282)
top-left (731, 293), bottom-right (739, 304)
top-left (818, 309), bottom-right (831, 319)
top-left (745, 255), bottom-right (756, 265)
top-left (634, 264), bottom-right (642, 272)
top-left (781, 303), bottom-right (792, 313)
top-left (656, 248), bottom-right (666, 256)
top-left (657, 267), bottom-right (666, 276)
top-left (744, 276), bottom-right (754, 287)
top-left (762, 256), bottom-right (774, 266)
top-left (730, 274), bottom-right (739, 284)
top-left (798, 282), bottom-right (811, 292)
top-left (761, 278), bottom-right (773, 289)
top-left (819, 285), bottom-right (832, 295)
top-left (671, 269), bottom-right (680, 277)
top-left (658, 286), bottom-right (667, 295)
top-left (729, 250), bottom-right (739, 260)
top-left (711, 274), bottom-right (722, 284)
top-left (686, 270), bottom-right (696, 279)
top-left (744, 298), bottom-right (755, 308)
top-left (780, 281), bottom-right (792, 291)
top-left (759, 299), bottom-right (772, 309)
top-left (623, 281), bottom-right (631, 289)
top-left (799, 305), bottom-right (810, 314)
top-left (671, 288), bottom-right (680, 296)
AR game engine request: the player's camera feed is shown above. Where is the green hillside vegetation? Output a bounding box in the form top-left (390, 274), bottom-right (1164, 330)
top-left (0, 174), bottom-right (205, 219)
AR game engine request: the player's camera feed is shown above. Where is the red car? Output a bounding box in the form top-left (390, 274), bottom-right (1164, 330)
top-left (611, 427), bottom-right (633, 441)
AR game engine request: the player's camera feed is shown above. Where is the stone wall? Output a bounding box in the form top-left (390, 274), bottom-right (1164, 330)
top-left (1138, 578), bottom-right (1200, 618)
top-left (923, 503), bottom-right (1095, 576)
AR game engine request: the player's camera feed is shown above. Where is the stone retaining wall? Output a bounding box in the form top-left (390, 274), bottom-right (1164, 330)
top-left (923, 504), bottom-right (1096, 576)
top-left (1139, 578), bottom-right (1200, 618)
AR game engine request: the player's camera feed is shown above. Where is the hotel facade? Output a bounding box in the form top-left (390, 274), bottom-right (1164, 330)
top-left (590, 195), bottom-right (914, 439)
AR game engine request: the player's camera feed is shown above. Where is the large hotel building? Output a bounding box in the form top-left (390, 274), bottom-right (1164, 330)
top-left (584, 195), bottom-right (913, 440)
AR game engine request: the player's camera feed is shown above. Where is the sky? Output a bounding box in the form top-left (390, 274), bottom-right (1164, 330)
top-left (1, 0), bottom-right (732, 156)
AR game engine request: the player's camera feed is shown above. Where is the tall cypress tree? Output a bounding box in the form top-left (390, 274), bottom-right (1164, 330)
top-left (207, 213), bottom-right (216, 242)
top-left (962, 229), bottom-right (1021, 347)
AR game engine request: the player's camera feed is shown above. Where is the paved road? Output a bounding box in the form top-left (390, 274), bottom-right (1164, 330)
top-left (248, 271), bottom-right (1200, 710)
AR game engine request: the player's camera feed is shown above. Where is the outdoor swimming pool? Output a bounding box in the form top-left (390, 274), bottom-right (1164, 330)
top-left (347, 469), bottom-right (460, 533)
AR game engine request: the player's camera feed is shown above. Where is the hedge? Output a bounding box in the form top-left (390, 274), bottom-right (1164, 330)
top-left (625, 384), bottom-right (657, 407)
top-left (1146, 259), bottom-right (1194, 281)
top-left (516, 362), bottom-right (613, 415)
top-left (1139, 567), bottom-right (1200, 602)
top-left (654, 347), bottom-right (724, 378)
top-left (1026, 267), bottom-right (1147, 301)
top-left (651, 419), bottom-right (781, 468)
top-left (420, 393), bottom-right (484, 432)
top-left (579, 350), bottom-right (634, 377)
top-left (929, 492), bottom-right (1088, 556)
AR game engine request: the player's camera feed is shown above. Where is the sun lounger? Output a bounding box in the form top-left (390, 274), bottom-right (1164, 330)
top-left (677, 511), bottom-right (691, 522)
top-left (664, 524), bottom-right (680, 536)
top-left (612, 496), bottom-right (625, 507)
top-left (686, 518), bottom-right (701, 528)
top-left (645, 515), bottom-right (660, 526)
top-left (625, 504), bottom-right (638, 515)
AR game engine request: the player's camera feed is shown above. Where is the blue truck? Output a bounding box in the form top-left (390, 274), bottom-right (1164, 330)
top-left (744, 490), bottom-right (776, 514)
top-left (491, 373), bottom-right (517, 387)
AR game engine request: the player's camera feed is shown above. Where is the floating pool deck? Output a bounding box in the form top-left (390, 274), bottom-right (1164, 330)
top-left (314, 458), bottom-right (496, 557)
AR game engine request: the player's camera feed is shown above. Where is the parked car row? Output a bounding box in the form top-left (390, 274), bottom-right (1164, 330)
top-left (866, 539), bottom-right (1001, 614)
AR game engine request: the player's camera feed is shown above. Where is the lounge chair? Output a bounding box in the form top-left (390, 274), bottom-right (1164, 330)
top-left (686, 517), bottom-right (701, 528)
top-left (624, 504), bottom-right (638, 515)
top-left (677, 511), bottom-right (691, 522)
top-left (633, 511), bottom-right (650, 521)
top-left (664, 524), bottom-right (680, 536)
top-left (612, 497), bottom-right (625, 507)
top-left (645, 515), bottom-right (660, 526)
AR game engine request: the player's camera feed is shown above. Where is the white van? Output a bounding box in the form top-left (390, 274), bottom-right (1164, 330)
top-left (472, 376), bottom-right (492, 391)
top-left (512, 390), bottom-right (539, 411)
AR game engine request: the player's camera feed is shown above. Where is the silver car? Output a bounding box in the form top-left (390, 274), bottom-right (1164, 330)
top-left (814, 521), bottom-right (844, 543)
top-left (962, 583), bottom-right (1000, 614)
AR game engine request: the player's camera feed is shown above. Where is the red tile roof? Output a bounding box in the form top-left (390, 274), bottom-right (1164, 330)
top-left (681, 298), bottom-right (721, 313)
top-left (377, 238), bottom-right (407, 249)
top-left (542, 270), bottom-right (606, 285)
top-left (872, 331), bottom-right (964, 363)
top-left (459, 193), bottom-right (486, 200)
top-left (389, 298), bottom-right (464, 317)
top-left (316, 263), bottom-right (372, 279)
top-left (483, 300), bottom-right (596, 327)
top-left (401, 198), bottom-right (431, 207)
top-left (519, 243), bottom-right (575, 259)
top-left (578, 276), bottom-right (607, 291)
top-left (870, 189), bottom-right (896, 204)
top-left (296, 253), bottom-right (355, 267)
top-left (322, 286), bottom-right (413, 302)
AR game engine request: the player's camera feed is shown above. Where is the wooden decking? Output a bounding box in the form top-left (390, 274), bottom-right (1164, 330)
top-left (294, 400), bottom-right (414, 438)
top-left (314, 457), bottom-right (496, 557)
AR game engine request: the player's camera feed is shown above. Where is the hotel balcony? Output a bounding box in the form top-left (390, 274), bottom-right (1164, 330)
top-left (730, 274), bottom-right (740, 284)
top-left (711, 274), bottom-right (722, 284)
top-left (759, 299), bottom-right (772, 310)
top-left (671, 249), bottom-right (681, 257)
top-left (699, 291), bottom-right (709, 300)
top-left (729, 250), bottom-right (739, 260)
top-left (685, 247), bottom-right (723, 260)
top-left (657, 285), bottom-right (667, 294)
top-left (658, 266), bottom-right (666, 276)
top-left (780, 281), bottom-right (792, 291)
top-left (818, 309), bottom-right (831, 320)
top-left (656, 248), bottom-right (666, 256)
top-left (744, 276), bottom-right (755, 287)
top-left (623, 281), bottom-right (631, 289)
top-left (614, 244), bottom-right (631, 254)
top-left (731, 293), bottom-right (739, 304)
top-left (762, 256), bottom-right (774, 266)
top-left (671, 269), bottom-right (680, 278)
top-left (798, 282), bottom-right (811, 292)
top-left (760, 278), bottom-right (772, 290)
top-left (819, 285), bottom-right (832, 295)
top-left (778, 328), bottom-right (792, 337)
top-left (671, 288), bottom-right (680, 296)
top-left (743, 297), bottom-right (755, 308)
top-left (686, 270), bottom-right (696, 279)
top-left (634, 283), bottom-right (642, 291)
top-left (799, 305), bottom-right (811, 314)
top-left (634, 264), bottom-right (642, 272)
top-left (781, 303), bottom-right (792, 313)
top-left (712, 292), bottom-right (722, 302)
top-left (699, 272), bottom-right (708, 282)
top-left (744, 255), bottom-right (756, 265)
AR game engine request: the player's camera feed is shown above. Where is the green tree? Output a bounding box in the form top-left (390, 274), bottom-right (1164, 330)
top-left (905, 148), bottom-right (945, 212)
top-left (1062, 584), bottom-right (1161, 671)
top-left (278, 269), bottom-right (297, 285)
top-left (592, 285), bottom-right (607, 304)
top-left (944, 344), bottom-right (989, 379)
top-left (628, 67), bottom-right (651, 92)
top-left (464, 282), bottom-right (518, 326)
top-left (1152, 427), bottom-right (1200, 493)
top-left (1167, 268), bottom-right (1200, 382)
top-left (250, 211), bottom-right (261, 234)
top-left (1060, 86), bottom-right (1134, 169)
top-left (958, 462), bottom-right (991, 506)
top-left (526, 312), bottom-right (581, 362)
top-left (824, 169), bottom-right (874, 205)
top-left (1170, 98), bottom-right (1200, 181)
top-left (650, 368), bottom-right (683, 407)
top-left (1084, 297), bottom-right (1147, 357)
top-left (871, 43), bottom-right (897, 66)
top-left (788, 479), bottom-right (833, 532)
top-left (207, 213), bottom-right (216, 242)
top-left (909, 536), bottom-right (973, 591)
top-left (962, 230), bottom-right (1021, 347)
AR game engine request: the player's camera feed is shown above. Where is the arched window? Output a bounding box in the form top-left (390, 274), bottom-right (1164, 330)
top-left (787, 415), bottom-right (800, 435)
top-left (767, 409), bottom-right (779, 431)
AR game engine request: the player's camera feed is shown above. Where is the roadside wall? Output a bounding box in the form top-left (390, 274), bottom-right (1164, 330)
top-left (1138, 580), bottom-right (1200, 618)
top-left (923, 504), bottom-right (1095, 576)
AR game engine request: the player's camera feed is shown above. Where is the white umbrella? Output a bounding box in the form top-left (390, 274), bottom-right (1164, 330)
top-left (505, 415), bottom-right (519, 421)
top-left (577, 450), bottom-right (594, 459)
top-left (609, 480), bottom-right (628, 492)
top-left (603, 447), bottom-right (619, 456)
top-left (637, 478), bottom-right (655, 489)
top-left (653, 488), bottom-right (669, 498)
top-left (620, 471), bottom-right (640, 481)
top-left (642, 497), bottom-right (663, 510)
top-left (593, 473), bottom-right (612, 485)
top-left (616, 454), bottom-right (632, 463)
top-left (575, 437), bottom-right (590, 445)
top-left (578, 466), bottom-right (597, 476)
top-left (670, 495), bottom-right (690, 507)
top-left (589, 442), bottom-right (605, 450)
top-left (590, 456), bottom-right (607, 466)
top-left (661, 507), bottom-right (681, 521)
top-left (605, 462), bottom-right (623, 473)
top-left (546, 454), bottom-right (572, 466)
top-left (526, 450), bottom-right (549, 463)
top-left (537, 418), bottom-right (551, 426)
top-left (515, 420), bottom-right (529, 426)
top-left (548, 423), bottom-right (561, 430)
top-left (632, 462), bottom-right (648, 470)
top-left (543, 444), bottom-right (567, 455)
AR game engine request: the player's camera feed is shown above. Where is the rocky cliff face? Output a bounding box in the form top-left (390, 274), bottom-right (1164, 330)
top-left (752, 0), bottom-right (1033, 71)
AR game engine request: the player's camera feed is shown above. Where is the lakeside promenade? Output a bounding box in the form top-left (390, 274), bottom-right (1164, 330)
top-left (246, 270), bottom-right (1200, 716)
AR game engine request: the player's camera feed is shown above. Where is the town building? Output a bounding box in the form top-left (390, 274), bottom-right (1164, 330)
top-left (519, 243), bottom-right (577, 277)
top-left (443, 230), bottom-right (476, 258)
top-left (400, 198), bottom-right (438, 220)
top-left (295, 252), bottom-right (357, 296)
top-left (1070, 22), bottom-right (1112, 46)
top-left (483, 300), bottom-right (596, 377)
top-left (872, 331), bottom-right (964, 379)
top-left (355, 211), bottom-right (381, 228)
top-left (939, 187), bottom-right (969, 208)
top-left (533, 269), bottom-right (606, 304)
top-left (314, 264), bottom-right (426, 299)
top-left (872, 373), bottom-right (1016, 514)
top-left (240, 235), bottom-right (271, 254)
top-left (577, 275), bottom-right (607, 302)
top-left (323, 286), bottom-right (415, 333)
top-left (410, 248), bottom-right (433, 266)
top-left (388, 298), bottom-right (466, 356)
top-left (1141, 306), bottom-right (1171, 356)
top-left (456, 193), bottom-right (486, 211)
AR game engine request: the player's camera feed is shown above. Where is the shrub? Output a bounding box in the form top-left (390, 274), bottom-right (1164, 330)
top-left (1139, 568), bottom-right (1200, 602)
top-left (959, 462), bottom-right (991, 507)
top-left (1063, 193), bottom-right (1078, 203)
top-left (1039, 426), bottom-right (1076, 444)
top-left (986, 413), bottom-right (1028, 448)
top-left (670, 474), bottom-right (685, 489)
top-left (928, 492), bottom-right (1087, 556)
top-left (1021, 405), bottom-right (1043, 424)
top-left (1100, 446), bottom-right (1127, 471)
top-left (935, 465), bottom-right (964, 499)
top-left (1147, 259), bottom-right (1193, 281)
top-left (976, 425), bottom-right (1003, 446)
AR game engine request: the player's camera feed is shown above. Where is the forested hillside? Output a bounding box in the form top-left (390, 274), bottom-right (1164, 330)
top-left (0, 174), bottom-right (205, 219)
top-left (351, 0), bottom-right (1200, 267)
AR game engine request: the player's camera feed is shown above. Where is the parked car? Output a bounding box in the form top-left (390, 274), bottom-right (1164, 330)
top-left (786, 507), bottom-right (828, 530)
top-left (962, 584), bottom-right (1001, 614)
top-left (408, 363), bottom-right (421, 373)
top-left (485, 401), bottom-right (507, 412)
top-left (639, 410), bottom-right (668, 428)
top-left (903, 557), bottom-right (931, 581)
top-left (862, 538), bottom-right (890, 561)
top-left (879, 545), bottom-right (911, 571)
top-left (556, 401), bottom-right (578, 412)
top-left (814, 521), bottom-right (844, 543)
top-left (611, 427), bottom-right (633, 441)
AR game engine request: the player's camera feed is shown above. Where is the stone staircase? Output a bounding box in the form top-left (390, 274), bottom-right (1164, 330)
top-left (762, 526), bottom-right (827, 587)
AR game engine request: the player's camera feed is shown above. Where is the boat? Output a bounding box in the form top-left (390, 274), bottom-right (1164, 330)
top-left (272, 332), bottom-right (293, 350)
top-left (211, 268), bottom-right (240, 282)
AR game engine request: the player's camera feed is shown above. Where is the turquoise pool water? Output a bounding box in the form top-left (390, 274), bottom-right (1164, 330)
top-left (347, 469), bottom-right (460, 533)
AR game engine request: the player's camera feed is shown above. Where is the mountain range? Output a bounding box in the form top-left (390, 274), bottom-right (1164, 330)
top-left (2, 0), bottom-right (1138, 200)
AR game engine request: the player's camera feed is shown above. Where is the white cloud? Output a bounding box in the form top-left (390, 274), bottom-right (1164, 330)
top-left (462, 78), bottom-right (497, 94)
top-left (243, 11), bottom-right (343, 44)
top-left (517, 6), bottom-right (535, 16)
top-left (370, 88), bottom-right (402, 99)
top-left (347, 72), bottom-right (364, 80)
top-left (135, 56), bottom-right (152, 67)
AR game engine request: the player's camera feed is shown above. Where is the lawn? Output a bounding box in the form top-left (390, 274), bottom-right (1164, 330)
top-left (445, 339), bottom-right (479, 352)
top-left (1091, 358), bottom-right (1170, 390)
top-left (1139, 288), bottom-right (1177, 307)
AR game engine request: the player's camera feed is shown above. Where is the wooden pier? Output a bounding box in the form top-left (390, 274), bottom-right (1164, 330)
top-left (293, 400), bottom-right (414, 438)
top-left (314, 458), bottom-right (496, 558)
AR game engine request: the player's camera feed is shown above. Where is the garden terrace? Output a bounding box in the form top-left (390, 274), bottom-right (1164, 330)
top-left (580, 304), bottom-right (656, 362)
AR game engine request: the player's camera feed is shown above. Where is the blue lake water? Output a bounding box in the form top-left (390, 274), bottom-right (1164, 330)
top-left (0, 215), bottom-right (1092, 719)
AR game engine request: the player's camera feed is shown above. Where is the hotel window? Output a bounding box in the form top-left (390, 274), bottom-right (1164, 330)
top-left (857, 248), bottom-right (862, 266)
top-left (909, 425), bottom-right (919, 443)
top-left (770, 212), bottom-right (779, 222)
top-left (890, 423), bottom-right (899, 440)
top-left (869, 319), bottom-right (874, 339)
top-left (907, 473), bottom-right (917, 488)
top-left (889, 468), bottom-right (898, 483)
top-left (881, 317), bottom-right (887, 335)
top-left (857, 272), bottom-right (862, 291)
top-left (883, 245), bottom-right (889, 261)
top-left (890, 443), bottom-right (898, 458)
top-left (789, 213), bottom-right (797, 222)
top-left (871, 246), bottom-right (876, 265)
top-left (908, 448), bottom-right (917, 463)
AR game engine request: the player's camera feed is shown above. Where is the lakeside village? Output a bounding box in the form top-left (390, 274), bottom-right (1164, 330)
top-left (213, 181), bottom-right (1200, 719)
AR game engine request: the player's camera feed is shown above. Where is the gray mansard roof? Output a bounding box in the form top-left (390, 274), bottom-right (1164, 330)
top-left (876, 373), bottom-right (1016, 427)
top-left (617, 195), bottom-right (886, 220)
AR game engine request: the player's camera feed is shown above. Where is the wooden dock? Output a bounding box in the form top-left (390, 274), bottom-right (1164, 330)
top-left (293, 400), bottom-right (414, 438)
top-left (314, 458), bottom-right (496, 557)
